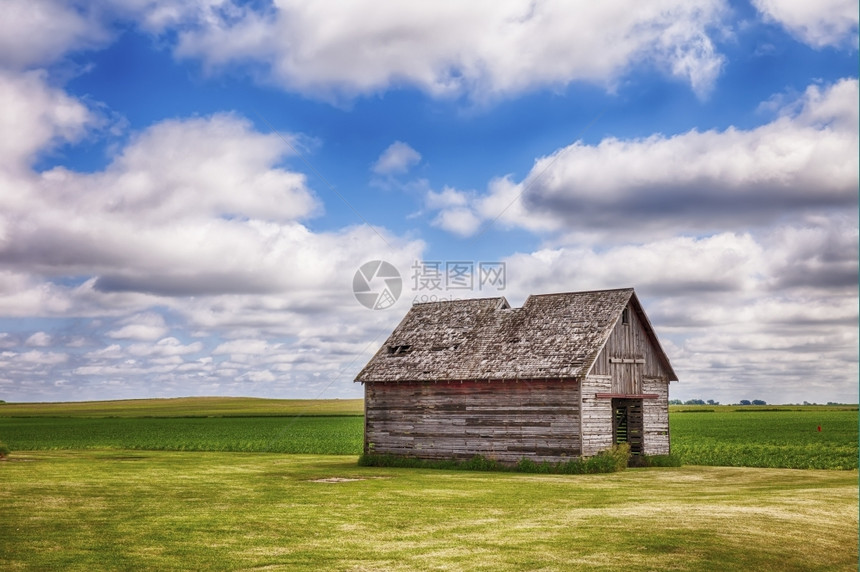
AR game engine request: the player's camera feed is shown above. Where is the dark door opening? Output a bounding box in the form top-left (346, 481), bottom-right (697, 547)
top-left (612, 398), bottom-right (643, 457)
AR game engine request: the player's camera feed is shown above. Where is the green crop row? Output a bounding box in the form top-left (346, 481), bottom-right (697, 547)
top-left (0, 416), bottom-right (364, 454)
top-left (672, 443), bottom-right (857, 470)
top-left (670, 408), bottom-right (858, 469)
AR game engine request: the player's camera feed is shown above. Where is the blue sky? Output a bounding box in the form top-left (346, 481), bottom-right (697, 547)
top-left (0, 0), bottom-right (857, 404)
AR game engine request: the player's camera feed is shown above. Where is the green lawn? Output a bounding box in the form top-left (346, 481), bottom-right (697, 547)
top-left (0, 399), bottom-right (857, 570)
top-left (1, 451), bottom-right (856, 571)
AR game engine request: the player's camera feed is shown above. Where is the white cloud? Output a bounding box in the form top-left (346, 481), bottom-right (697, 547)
top-left (174, 0), bottom-right (728, 100)
top-left (18, 350), bottom-right (68, 365)
top-left (126, 338), bottom-right (204, 358)
top-left (105, 0), bottom-right (232, 34)
top-left (107, 313), bottom-right (169, 341)
top-left (53, 112), bottom-right (319, 224)
top-left (0, 112), bottom-right (329, 294)
top-left (0, 0), bottom-right (111, 69)
top-left (424, 187), bottom-right (485, 236)
top-left (432, 208), bottom-right (484, 238)
top-left (426, 78), bottom-right (859, 239)
top-left (25, 332), bottom-right (52, 347)
top-left (239, 370), bottom-right (277, 383)
top-left (0, 70), bottom-right (95, 171)
top-left (372, 141), bottom-right (421, 175)
top-left (425, 187), bottom-right (471, 210)
top-left (213, 339), bottom-right (274, 357)
top-left (753, 0), bottom-right (859, 48)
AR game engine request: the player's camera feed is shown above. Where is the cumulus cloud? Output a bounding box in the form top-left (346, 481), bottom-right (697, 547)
top-left (174, 0), bottom-right (728, 100)
top-left (107, 313), bottom-right (169, 341)
top-left (0, 69), bottom-right (423, 401)
top-left (753, 0), bottom-right (859, 48)
top-left (0, 0), bottom-right (111, 69)
top-left (500, 215), bottom-right (858, 404)
top-left (25, 332), bottom-right (52, 347)
top-left (126, 338), bottom-right (204, 358)
top-left (372, 141), bottom-right (421, 175)
top-left (0, 111), bottom-right (329, 294)
top-left (0, 70), bottom-right (95, 171)
top-left (426, 78), bottom-right (859, 239)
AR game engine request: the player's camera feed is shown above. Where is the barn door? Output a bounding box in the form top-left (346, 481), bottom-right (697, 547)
top-left (612, 399), bottom-right (643, 456)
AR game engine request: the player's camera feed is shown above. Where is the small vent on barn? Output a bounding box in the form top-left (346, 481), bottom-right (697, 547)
top-left (387, 345), bottom-right (412, 356)
top-left (621, 308), bottom-right (630, 325)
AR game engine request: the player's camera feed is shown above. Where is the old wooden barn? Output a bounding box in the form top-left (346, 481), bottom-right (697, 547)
top-left (355, 288), bottom-right (678, 463)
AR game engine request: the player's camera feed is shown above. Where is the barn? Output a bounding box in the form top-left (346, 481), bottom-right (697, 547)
top-left (355, 288), bottom-right (677, 463)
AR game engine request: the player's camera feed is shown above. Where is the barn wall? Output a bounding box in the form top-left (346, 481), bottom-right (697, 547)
top-left (590, 302), bottom-right (671, 394)
top-left (364, 379), bottom-right (581, 463)
top-left (581, 375), bottom-right (613, 456)
top-left (642, 377), bottom-right (670, 455)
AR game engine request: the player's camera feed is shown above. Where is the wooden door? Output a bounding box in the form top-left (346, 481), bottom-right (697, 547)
top-left (612, 398), bottom-right (643, 456)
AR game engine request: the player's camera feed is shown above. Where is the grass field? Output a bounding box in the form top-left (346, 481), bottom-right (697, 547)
top-left (1, 451), bottom-right (857, 571)
top-left (0, 398), bottom-right (857, 570)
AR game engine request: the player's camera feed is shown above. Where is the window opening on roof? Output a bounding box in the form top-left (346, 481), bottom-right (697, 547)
top-left (387, 344), bottom-right (412, 355)
top-left (622, 308), bottom-right (630, 325)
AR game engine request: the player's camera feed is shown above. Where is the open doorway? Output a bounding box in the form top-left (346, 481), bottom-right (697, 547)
top-left (612, 398), bottom-right (643, 457)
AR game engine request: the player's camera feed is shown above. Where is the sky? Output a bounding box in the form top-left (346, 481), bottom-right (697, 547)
top-left (0, 0), bottom-right (857, 405)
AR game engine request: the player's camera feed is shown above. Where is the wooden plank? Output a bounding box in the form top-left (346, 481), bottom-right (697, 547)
top-left (365, 379), bottom-right (583, 463)
top-left (594, 393), bottom-right (660, 399)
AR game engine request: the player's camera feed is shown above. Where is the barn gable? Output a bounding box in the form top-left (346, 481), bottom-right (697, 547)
top-left (586, 291), bottom-right (678, 392)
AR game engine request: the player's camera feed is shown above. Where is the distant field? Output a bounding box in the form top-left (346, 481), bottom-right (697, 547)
top-left (1, 452), bottom-right (856, 571)
top-left (0, 396), bottom-right (363, 417)
top-left (0, 399), bottom-right (857, 469)
top-left (669, 404), bottom-right (858, 413)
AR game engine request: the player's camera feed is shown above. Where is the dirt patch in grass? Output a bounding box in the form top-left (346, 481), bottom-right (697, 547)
top-left (310, 476), bottom-right (393, 483)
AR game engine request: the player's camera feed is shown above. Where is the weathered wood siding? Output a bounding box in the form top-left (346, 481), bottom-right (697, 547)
top-left (642, 377), bottom-right (670, 455)
top-left (580, 375), bottom-right (613, 456)
top-left (364, 379), bottom-right (581, 463)
top-left (590, 303), bottom-right (672, 394)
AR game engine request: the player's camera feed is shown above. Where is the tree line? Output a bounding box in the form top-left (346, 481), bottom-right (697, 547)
top-left (669, 399), bottom-right (767, 406)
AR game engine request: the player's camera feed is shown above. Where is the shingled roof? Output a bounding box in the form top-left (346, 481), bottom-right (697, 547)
top-left (355, 288), bottom-right (677, 383)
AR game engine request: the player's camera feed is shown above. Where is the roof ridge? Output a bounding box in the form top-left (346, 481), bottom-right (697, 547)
top-left (526, 287), bottom-right (634, 298)
top-left (410, 296), bottom-right (507, 307)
